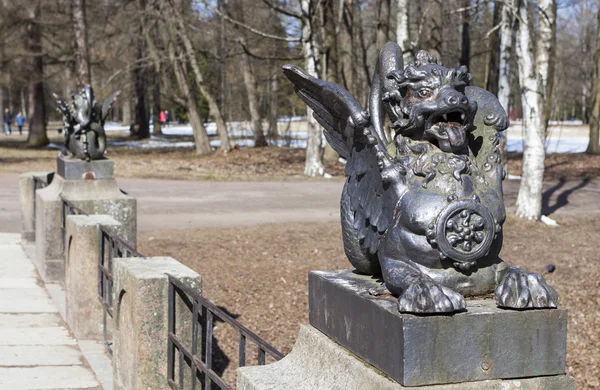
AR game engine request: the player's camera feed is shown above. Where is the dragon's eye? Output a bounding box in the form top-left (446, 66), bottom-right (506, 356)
top-left (418, 88), bottom-right (432, 98)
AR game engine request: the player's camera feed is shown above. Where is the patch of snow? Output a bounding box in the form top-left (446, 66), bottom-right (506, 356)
top-left (507, 137), bottom-right (588, 154)
top-left (541, 215), bottom-right (559, 227)
top-left (507, 174), bottom-right (522, 180)
top-left (323, 173), bottom-right (333, 179)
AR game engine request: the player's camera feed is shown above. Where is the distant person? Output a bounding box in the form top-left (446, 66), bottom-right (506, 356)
top-left (15, 112), bottom-right (25, 135)
top-left (165, 110), bottom-right (170, 127)
top-left (159, 110), bottom-right (166, 126)
top-left (3, 108), bottom-right (12, 135)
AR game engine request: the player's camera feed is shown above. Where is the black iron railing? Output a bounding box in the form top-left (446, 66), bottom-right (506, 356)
top-left (61, 197), bottom-right (89, 258)
top-left (167, 275), bottom-right (284, 390)
top-left (98, 225), bottom-right (145, 355)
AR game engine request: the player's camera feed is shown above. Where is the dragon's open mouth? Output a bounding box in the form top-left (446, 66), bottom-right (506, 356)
top-left (424, 109), bottom-right (469, 153)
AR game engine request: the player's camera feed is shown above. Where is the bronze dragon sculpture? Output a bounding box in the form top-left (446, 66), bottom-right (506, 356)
top-left (283, 43), bottom-right (558, 314)
top-left (54, 85), bottom-right (120, 161)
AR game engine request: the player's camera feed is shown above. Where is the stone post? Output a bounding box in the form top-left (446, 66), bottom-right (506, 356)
top-left (65, 214), bottom-right (123, 340)
top-left (19, 171), bottom-right (53, 243)
top-left (238, 270), bottom-right (576, 389)
top-left (112, 256), bottom-right (201, 390)
top-left (34, 156), bottom-right (136, 283)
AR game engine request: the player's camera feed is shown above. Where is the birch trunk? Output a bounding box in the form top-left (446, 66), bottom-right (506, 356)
top-left (586, 0), bottom-right (600, 153)
top-left (72, 0), bottom-right (91, 86)
top-left (26, 1), bottom-right (48, 147)
top-left (396, 0), bottom-right (411, 64)
top-left (497, 0), bottom-right (514, 112)
top-left (515, 0), bottom-right (555, 220)
top-left (302, 0), bottom-right (325, 177)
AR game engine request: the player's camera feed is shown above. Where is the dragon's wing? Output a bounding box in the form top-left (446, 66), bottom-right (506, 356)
top-left (282, 64), bottom-right (369, 159)
top-left (283, 64), bottom-right (406, 256)
top-left (101, 90), bottom-right (121, 123)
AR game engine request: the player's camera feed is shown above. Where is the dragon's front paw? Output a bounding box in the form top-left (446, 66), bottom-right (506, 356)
top-left (495, 268), bottom-right (558, 309)
top-left (397, 280), bottom-right (466, 314)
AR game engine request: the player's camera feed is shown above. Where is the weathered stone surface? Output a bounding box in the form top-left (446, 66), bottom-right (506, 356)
top-left (34, 160), bottom-right (136, 283)
top-left (65, 214), bottom-right (123, 340)
top-left (309, 270), bottom-right (568, 387)
top-left (57, 155), bottom-right (114, 180)
top-left (237, 325), bottom-right (576, 390)
top-left (19, 171), bottom-right (53, 243)
top-left (112, 256), bottom-right (201, 390)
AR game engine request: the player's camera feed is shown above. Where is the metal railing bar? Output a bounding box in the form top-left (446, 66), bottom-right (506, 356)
top-left (239, 334), bottom-right (246, 368)
top-left (168, 334), bottom-right (231, 390)
top-left (167, 275), bottom-right (283, 360)
top-left (167, 280), bottom-right (176, 384)
top-left (98, 225), bottom-right (144, 259)
top-left (191, 300), bottom-right (198, 390)
top-left (205, 309), bottom-right (213, 390)
top-left (178, 348), bottom-right (184, 390)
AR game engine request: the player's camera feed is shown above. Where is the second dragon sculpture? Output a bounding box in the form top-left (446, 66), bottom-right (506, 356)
top-left (54, 85), bottom-right (120, 161)
top-left (283, 42), bottom-right (558, 314)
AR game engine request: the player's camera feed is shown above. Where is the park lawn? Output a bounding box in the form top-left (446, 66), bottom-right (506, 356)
top-left (139, 214), bottom-right (600, 390)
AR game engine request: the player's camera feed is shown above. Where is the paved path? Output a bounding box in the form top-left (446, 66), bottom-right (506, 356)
top-left (1, 174), bottom-right (598, 233)
top-left (0, 233), bottom-right (101, 390)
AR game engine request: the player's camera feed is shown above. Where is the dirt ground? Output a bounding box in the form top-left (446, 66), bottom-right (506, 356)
top-left (138, 213), bottom-right (600, 389)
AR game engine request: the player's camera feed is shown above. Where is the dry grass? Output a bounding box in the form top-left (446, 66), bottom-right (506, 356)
top-left (139, 214), bottom-right (600, 389)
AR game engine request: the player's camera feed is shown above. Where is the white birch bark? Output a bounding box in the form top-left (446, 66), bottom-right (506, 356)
top-left (302, 0), bottom-right (325, 177)
top-left (396, 0), bottom-right (411, 64)
top-left (515, 0), bottom-right (555, 220)
top-left (497, 0), bottom-right (513, 112)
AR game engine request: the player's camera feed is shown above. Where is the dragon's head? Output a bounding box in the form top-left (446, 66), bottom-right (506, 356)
top-left (385, 50), bottom-right (477, 154)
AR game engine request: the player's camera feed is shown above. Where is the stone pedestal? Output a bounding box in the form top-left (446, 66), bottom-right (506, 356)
top-left (112, 257), bottom-right (201, 390)
top-left (65, 214), bottom-right (123, 340)
top-left (238, 269), bottom-right (575, 389)
top-left (19, 171), bottom-right (54, 243)
top-left (237, 325), bottom-right (575, 390)
top-left (34, 156), bottom-right (136, 283)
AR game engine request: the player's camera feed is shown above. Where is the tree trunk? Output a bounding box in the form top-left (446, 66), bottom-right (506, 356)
top-left (72, 0), bottom-right (91, 86)
top-left (26, 2), bottom-right (48, 147)
top-left (240, 47), bottom-right (267, 147)
top-left (267, 71), bottom-right (279, 142)
top-left (302, 0), bottom-right (325, 176)
top-left (20, 88), bottom-right (26, 117)
top-left (485, 1), bottom-right (501, 95)
top-left (122, 99), bottom-right (131, 125)
top-left (376, 0), bottom-right (391, 50)
top-left (586, 0), bottom-right (600, 153)
top-left (497, 0), bottom-right (514, 112)
top-left (172, 4), bottom-right (231, 152)
top-left (133, 0), bottom-right (150, 139)
top-left (515, 0), bottom-right (555, 220)
top-left (161, 13), bottom-right (211, 154)
top-left (460, 0), bottom-right (470, 67)
top-left (396, 0), bottom-right (411, 64)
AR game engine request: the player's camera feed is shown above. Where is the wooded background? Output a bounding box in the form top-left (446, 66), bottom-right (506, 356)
top-left (0, 0), bottom-right (598, 220)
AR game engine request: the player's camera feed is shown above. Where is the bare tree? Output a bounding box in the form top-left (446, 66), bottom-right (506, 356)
top-left (396, 0), bottom-right (411, 64)
top-left (497, 0), bottom-right (514, 112)
top-left (302, 0), bottom-right (325, 176)
top-left (72, 0), bottom-right (91, 86)
top-left (586, 0), bottom-right (600, 153)
top-left (26, 1), bottom-right (48, 147)
top-left (515, 0), bottom-right (556, 220)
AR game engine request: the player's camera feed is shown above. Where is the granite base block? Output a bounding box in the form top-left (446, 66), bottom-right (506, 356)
top-left (237, 325), bottom-right (575, 390)
top-left (57, 155), bottom-right (114, 180)
top-left (309, 270), bottom-right (568, 387)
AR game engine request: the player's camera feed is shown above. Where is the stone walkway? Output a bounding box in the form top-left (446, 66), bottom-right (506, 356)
top-left (0, 233), bottom-right (101, 390)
